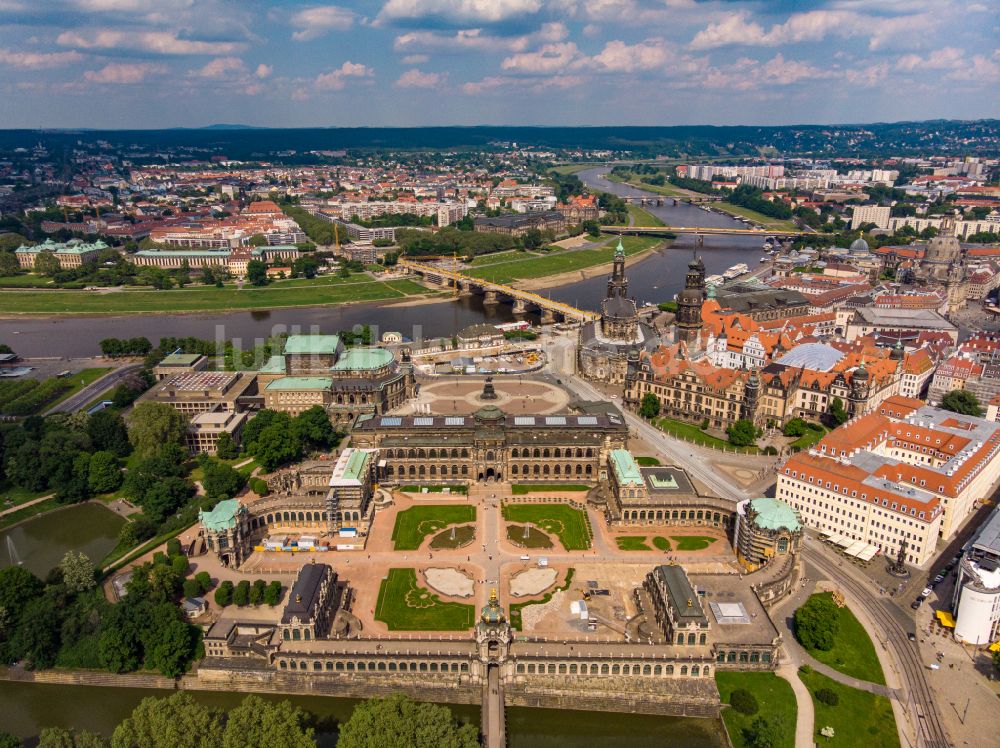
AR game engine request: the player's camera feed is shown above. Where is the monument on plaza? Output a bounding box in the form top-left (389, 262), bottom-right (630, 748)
top-left (481, 375), bottom-right (499, 401)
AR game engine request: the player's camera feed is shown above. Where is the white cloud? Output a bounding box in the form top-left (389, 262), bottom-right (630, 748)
top-left (698, 54), bottom-right (833, 91)
top-left (690, 9), bottom-right (934, 51)
top-left (395, 68), bottom-right (445, 88)
top-left (255, 63), bottom-right (272, 78)
top-left (83, 61), bottom-right (166, 84)
top-left (314, 61), bottom-right (373, 90)
top-left (401, 54), bottom-right (429, 64)
top-left (590, 38), bottom-right (669, 72)
top-left (395, 22), bottom-right (566, 53)
top-left (896, 47), bottom-right (964, 71)
top-left (946, 52), bottom-right (1000, 82)
top-left (378, 0), bottom-right (542, 25)
top-left (501, 42), bottom-right (581, 73)
top-left (461, 73), bottom-right (585, 95)
top-left (191, 56), bottom-right (245, 79)
top-left (0, 47), bottom-right (84, 69)
top-left (57, 29), bottom-right (245, 55)
top-left (290, 5), bottom-right (356, 42)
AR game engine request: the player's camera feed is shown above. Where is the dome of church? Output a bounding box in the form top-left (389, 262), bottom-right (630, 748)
top-left (924, 234), bottom-right (961, 264)
top-left (849, 237), bottom-right (870, 255)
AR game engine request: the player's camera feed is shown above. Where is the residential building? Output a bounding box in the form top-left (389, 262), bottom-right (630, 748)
top-left (850, 205), bottom-right (892, 230)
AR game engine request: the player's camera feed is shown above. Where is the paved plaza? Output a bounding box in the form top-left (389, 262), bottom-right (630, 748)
top-left (396, 375), bottom-right (572, 416)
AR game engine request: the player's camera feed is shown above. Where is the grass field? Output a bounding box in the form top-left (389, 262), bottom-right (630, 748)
top-left (509, 568), bottom-right (574, 630)
top-left (502, 503), bottom-right (591, 551)
top-left (0, 276), bottom-right (431, 314)
top-left (715, 202), bottom-right (798, 231)
top-left (800, 670), bottom-right (899, 748)
top-left (790, 425), bottom-right (828, 451)
top-left (390, 504), bottom-right (477, 551)
top-left (429, 525), bottom-right (476, 549)
top-left (511, 484), bottom-right (590, 495)
top-left (467, 250), bottom-right (538, 267)
top-left (798, 593), bottom-right (886, 684)
top-left (0, 274), bottom-right (58, 288)
top-left (652, 536), bottom-right (672, 551)
top-left (464, 236), bottom-right (661, 284)
top-left (716, 671), bottom-right (797, 748)
top-left (634, 456), bottom-right (661, 466)
top-left (627, 204), bottom-right (666, 227)
top-left (374, 568), bottom-right (475, 631)
top-left (604, 172), bottom-right (693, 197)
top-left (507, 524), bottom-right (554, 549)
top-left (615, 536), bottom-right (652, 551)
top-left (656, 417), bottom-right (759, 454)
top-left (549, 163), bottom-right (601, 175)
top-left (45, 367), bottom-right (113, 409)
top-left (672, 535), bottom-right (716, 551)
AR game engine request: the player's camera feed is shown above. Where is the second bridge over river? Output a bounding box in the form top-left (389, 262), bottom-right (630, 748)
top-left (398, 258), bottom-right (598, 324)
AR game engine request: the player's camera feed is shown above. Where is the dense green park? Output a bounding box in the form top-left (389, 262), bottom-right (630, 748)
top-left (390, 505), bottom-right (477, 551)
top-left (502, 503), bottom-right (591, 551)
top-left (374, 568), bottom-right (476, 631)
top-left (794, 592), bottom-right (886, 684)
top-left (716, 671), bottom-right (797, 748)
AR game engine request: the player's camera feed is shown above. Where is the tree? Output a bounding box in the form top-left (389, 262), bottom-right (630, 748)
top-left (214, 431), bottom-right (239, 459)
top-left (200, 459), bottom-right (244, 500)
top-left (88, 410), bottom-right (132, 457)
top-left (782, 418), bottom-right (808, 437)
top-left (794, 594), bottom-right (840, 651)
top-left (0, 252), bottom-right (20, 277)
top-left (11, 595), bottom-right (61, 669)
top-left (745, 716), bottom-right (783, 748)
top-left (828, 397), bottom-right (849, 426)
top-left (214, 580), bottom-right (234, 607)
top-left (141, 477), bottom-right (194, 524)
top-left (639, 393), bottom-right (661, 420)
top-left (249, 579), bottom-right (266, 606)
top-left (337, 694), bottom-right (479, 748)
top-left (727, 419), bottom-right (759, 447)
top-left (222, 695), bottom-right (315, 748)
top-left (233, 580), bottom-right (250, 607)
top-left (34, 251), bottom-right (61, 276)
top-left (88, 450), bottom-right (123, 493)
top-left (292, 406), bottom-right (336, 450)
top-left (140, 604), bottom-right (197, 677)
top-left (182, 578), bottom-right (202, 599)
top-left (730, 688), bottom-right (759, 715)
top-left (98, 606), bottom-right (143, 673)
top-left (940, 389), bottom-right (983, 416)
top-left (246, 260), bottom-right (268, 286)
top-left (0, 566), bottom-right (44, 616)
top-left (264, 580), bottom-right (282, 606)
top-left (38, 727), bottom-right (110, 748)
top-left (127, 403), bottom-right (189, 459)
top-left (815, 688), bottom-right (839, 706)
top-left (241, 409), bottom-right (289, 451)
top-left (250, 423), bottom-right (302, 472)
top-left (111, 692), bottom-right (223, 748)
top-left (0, 733), bottom-right (20, 748)
top-left (60, 550), bottom-right (96, 593)
top-left (523, 227), bottom-right (543, 249)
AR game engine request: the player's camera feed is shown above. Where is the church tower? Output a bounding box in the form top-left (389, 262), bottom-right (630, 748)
top-left (675, 254), bottom-right (706, 346)
top-left (848, 360), bottom-right (871, 417)
top-left (607, 238), bottom-right (629, 299)
top-left (741, 368), bottom-right (761, 423)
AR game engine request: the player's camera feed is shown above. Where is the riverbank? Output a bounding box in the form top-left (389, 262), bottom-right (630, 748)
top-left (516, 240), bottom-right (665, 291)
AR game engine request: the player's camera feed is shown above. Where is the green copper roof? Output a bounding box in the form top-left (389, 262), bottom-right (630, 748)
top-left (615, 237), bottom-right (624, 256)
top-left (199, 499), bottom-right (242, 531)
top-left (283, 334), bottom-right (341, 355)
top-left (610, 449), bottom-right (644, 486)
top-left (749, 497), bottom-right (801, 532)
top-left (341, 449), bottom-right (371, 481)
top-left (265, 377), bottom-right (332, 391)
top-left (331, 347), bottom-right (394, 371)
top-left (259, 355), bottom-right (286, 374)
top-left (159, 353), bottom-right (202, 366)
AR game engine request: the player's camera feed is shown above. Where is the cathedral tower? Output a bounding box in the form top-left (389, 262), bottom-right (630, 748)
top-left (675, 254), bottom-right (706, 346)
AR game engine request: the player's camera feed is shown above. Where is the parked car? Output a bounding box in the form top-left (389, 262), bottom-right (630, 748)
top-left (922, 587), bottom-right (933, 597)
top-left (911, 598), bottom-right (923, 610)
top-left (908, 633), bottom-right (917, 642)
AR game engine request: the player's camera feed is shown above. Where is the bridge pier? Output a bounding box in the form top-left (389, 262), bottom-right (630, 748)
top-left (483, 290), bottom-right (500, 306)
top-left (458, 281), bottom-right (473, 297)
top-left (540, 308), bottom-right (558, 325)
top-left (512, 299), bottom-right (528, 314)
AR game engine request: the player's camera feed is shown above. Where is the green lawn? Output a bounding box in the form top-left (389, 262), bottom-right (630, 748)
top-left (615, 536), bottom-right (652, 551)
top-left (0, 274), bottom-right (58, 287)
top-left (627, 204), bottom-right (666, 227)
top-left (502, 503), bottom-right (591, 551)
top-left (714, 202), bottom-right (798, 232)
top-left (390, 504), bottom-right (477, 551)
top-left (549, 163), bottom-right (601, 175)
top-left (507, 524), bottom-right (554, 549)
top-left (716, 671), bottom-right (797, 748)
top-left (604, 172), bottom-right (693, 197)
top-left (798, 593), bottom-right (886, 685)
top-left (671, 535), bottom-right (717, 551)
top-left (634, 456), bottom-right (661, 466)
top-left (511, 484), bottom-right (590, 495)
top-left (429, 525), bottom-right (476, 549)
top-left (467, 250), bottom-right (538, 267)
top-left (656, 417), bottom-right (759, 454)
top-left (374, 568), bottom-right (475, 631)
top-left (509, 568), bottom-right (574, 630)
top-left (0, 483), bottom-right (53, 509)
top-left (0, 496), bottom-right (61, 531)
top-left (464, 236), bottom-right (661, 284)
top-left (790, 425), bottom-right (828, 451)
top-left (652, 536), bottom-right (672, 551)
top-left (0, 277), bottom-right (431, 314)
top-left (800, 670), bottom-right (899, 748)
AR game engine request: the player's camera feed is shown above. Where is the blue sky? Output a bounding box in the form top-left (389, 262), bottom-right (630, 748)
top-left (0, 0), bottom-right (997, 128)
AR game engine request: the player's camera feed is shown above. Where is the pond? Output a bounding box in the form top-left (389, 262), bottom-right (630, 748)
top-left (0, 502), bottom-right (125, 577)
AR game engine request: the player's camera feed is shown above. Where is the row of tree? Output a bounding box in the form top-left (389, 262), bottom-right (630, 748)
top-left (0, 692), bottom-right (479, 748)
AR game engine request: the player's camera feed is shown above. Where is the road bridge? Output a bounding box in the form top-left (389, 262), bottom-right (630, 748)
top-left (600, 225), bottom-right (809, 240)
top-left (399, 258), bottom-right (598, 324)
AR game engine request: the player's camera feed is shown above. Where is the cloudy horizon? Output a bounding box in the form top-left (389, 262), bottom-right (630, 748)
top-left (0, 0), bottom-right (997, 129)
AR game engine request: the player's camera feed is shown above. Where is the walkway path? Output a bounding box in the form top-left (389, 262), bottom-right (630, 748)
top-left (0, 493), bottom-right (54, 519)
top-left (775, 660), bottom-right (814, 748)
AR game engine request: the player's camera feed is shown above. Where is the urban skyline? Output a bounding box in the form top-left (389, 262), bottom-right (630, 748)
top-left (0, 0), bottom-right (998, 129)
